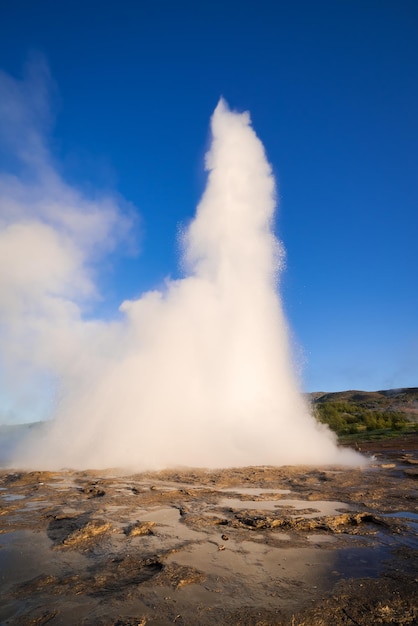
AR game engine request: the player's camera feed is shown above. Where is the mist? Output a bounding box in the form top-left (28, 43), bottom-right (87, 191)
top-left (1, 66), bottom-right (362, 469)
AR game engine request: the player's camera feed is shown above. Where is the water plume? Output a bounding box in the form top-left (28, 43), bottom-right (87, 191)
top-left (1, 73), bottom-right (362, 468)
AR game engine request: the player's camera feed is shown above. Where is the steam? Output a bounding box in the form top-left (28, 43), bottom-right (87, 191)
top-left (1, 65), bottom-right (362, 469)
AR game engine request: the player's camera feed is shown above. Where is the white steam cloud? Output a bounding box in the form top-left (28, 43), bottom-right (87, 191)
top-left (1, 63), bottom-right (362, 469)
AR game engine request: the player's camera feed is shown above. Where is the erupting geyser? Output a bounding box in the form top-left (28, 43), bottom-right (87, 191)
top-left (2, 91), bottom-right (362, 468)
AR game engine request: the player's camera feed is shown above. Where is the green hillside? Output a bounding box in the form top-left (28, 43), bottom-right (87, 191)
top-left (311, 387), bottom-right (418, 441)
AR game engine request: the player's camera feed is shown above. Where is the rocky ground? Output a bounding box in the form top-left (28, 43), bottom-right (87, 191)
top-left (0, 435), bottom-right (417, 625)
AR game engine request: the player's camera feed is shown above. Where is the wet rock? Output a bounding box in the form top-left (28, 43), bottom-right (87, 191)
top-left (61, 519), bottom-right (112, 547)
top-left (152, 563), bottom-right (206, 589)
top-left (1, 433), bottom-right (417, 626)
top-left (16, 608), bottom-right (58, 625)
top-left (47, 514), bottom-right (112, 548)
top-left (403, 468), bottom-right (418, 478)
top-left (292, 576), bottom-right (418, 625)
top-left (124, 521), bottom-right (155, 537)
top-left (80, 484), bottom-right (106, 498)
top-left (233, 511), bottom-right (391, 534)
top-left (1, 471), bottom-right (57, 487)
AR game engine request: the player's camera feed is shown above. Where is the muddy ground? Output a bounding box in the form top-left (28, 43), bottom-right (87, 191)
top-left (0, 435), bottom-right (417, 625)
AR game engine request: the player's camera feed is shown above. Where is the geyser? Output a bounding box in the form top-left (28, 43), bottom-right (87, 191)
top-left (2, 89), bottom-right (361, 468)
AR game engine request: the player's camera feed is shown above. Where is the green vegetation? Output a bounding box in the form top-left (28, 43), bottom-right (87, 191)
top-left (310, 388), bottom-right (418, 441)
top-left (314, 401), bottom-right (408, 436)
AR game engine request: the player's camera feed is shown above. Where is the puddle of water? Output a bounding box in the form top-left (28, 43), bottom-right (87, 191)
top-left (0, 530), bottom-right (88, 593)
top-left (166, 540), bottom-right (339, 610)
top-left (1, 494), bottom-right (25, 502)
top-left (137, 506), bottom-right (207, 543)
top-left (259, 532), bottom-right (292, 542)
top-left (383, 511), bottom-right (418, 521)
top-left (218, 497), bottom-right (350, 518)
top-left (136, 480), bottom-right (210, 492)
top-left (165, 532), bottom-right (391, 613)
top-left (332, 545), bottom-right (390, 579)
top-left (307, 534), bottom-right (338, 544)
top-left (23, 500), bottom-right (50, 510)
top-left (0, 529), bottom-right (117, 624)
top-left (99, 504), bottom-right (129, 514)
top-left (382, 511), bottom-right (418, 534)
top-left (220, 487), bottom-right (291, 496)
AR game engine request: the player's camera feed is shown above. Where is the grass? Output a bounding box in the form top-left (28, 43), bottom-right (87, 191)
top-left (311, 390), bottom-right (418, 443)
top-left (337, 425), bottom-right (418, 444)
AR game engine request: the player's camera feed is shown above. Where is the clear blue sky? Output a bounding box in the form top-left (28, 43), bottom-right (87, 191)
top-left (0, 0), bottom-right (417, 393)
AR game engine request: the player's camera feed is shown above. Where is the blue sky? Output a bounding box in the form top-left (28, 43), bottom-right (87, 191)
top-left (0, 0), bottom-right (417, 393)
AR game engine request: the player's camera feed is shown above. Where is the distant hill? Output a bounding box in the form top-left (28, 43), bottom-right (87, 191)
top-left (309, 387), bottom-right (418, 439)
